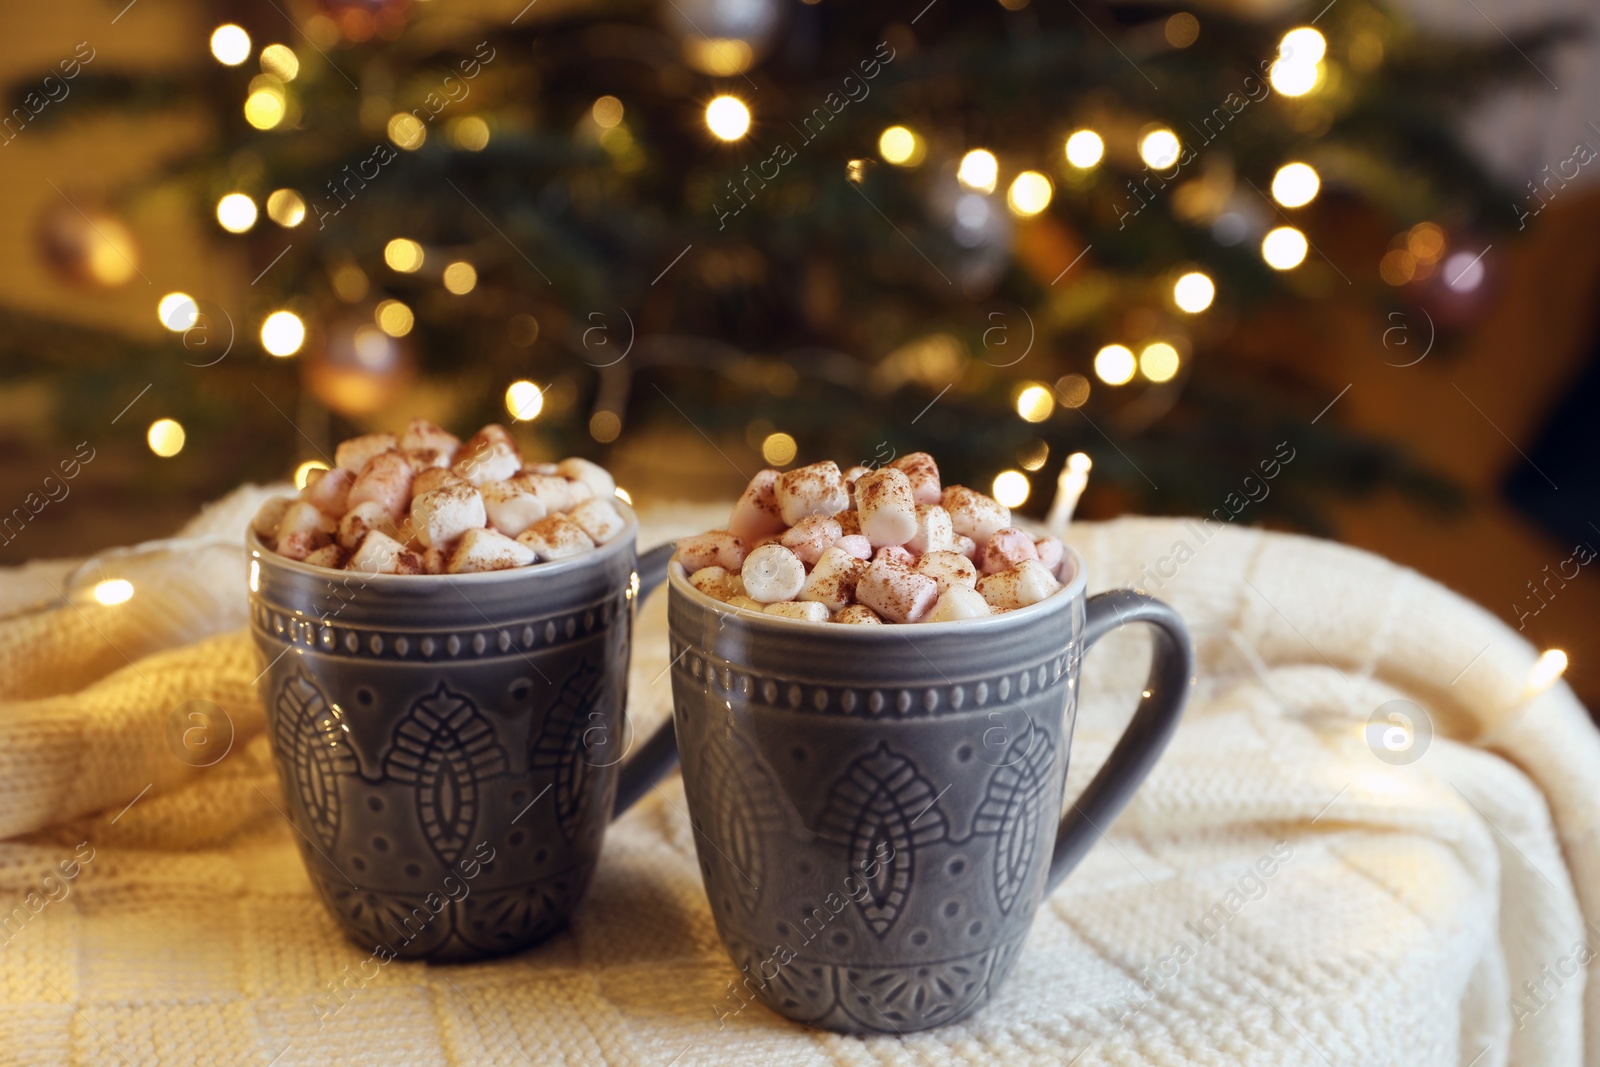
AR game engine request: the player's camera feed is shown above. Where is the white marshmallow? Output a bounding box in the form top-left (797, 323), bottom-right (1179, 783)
top-left (915, 550), bottom-right (978, 596)
top-left (556, 457), bottom-right (616, 502)
top-left (479, 480), bottom-right (547, 538)
top-left (906, 504), bottom-right (955, 555)
top-left (400, 418), bottom-right (460, 460)
top-left (453, 439), bottom-right (521, 486)
top-left (1034, 536), bottom-right (1065, 575)
top-left (335, 433), bottom-right (397, 472)
top-left (689, 565), bottom-right (740, 601)
top-left (740, 544), bottom-right (806, 603)
top-left (410, 483), bottom-right (487, 548)
top-left (302, 544), bottom-right (349, 570)
top-left (403, 447), bottom-right (454, 471)
top-left (781, 516), bottom-right (842, 566)
top-left (855, 557), bottom-right (939, 623)
top-left (302, 467), bottom-right (353, 517)
top-left (337, 500), bottom-right (395, 550)
top-left (347, 451), bottom-right (415, 522)
top-left (925, 586), bottom-right (992, 623)
top-left (954, 534), bottom-right (978, 561)
top-left (447, 527), bottom-right (537, 573)
top-left (726, 595), bottom-right (767, 613)
top-left (942, 486), bottom-right (1012, 543)
top-left (515, 514), bottom-right (595, 560)
top-left (511, 473), bottom-right (593, 514)
top-left (568, 498), bottom-right (626, 545)
top-left (798, 546), bottom-right (867, 612)
top-left (833, 604), bottom-right (884, 625)
top-left (976, 559), bottom-right (1061, 610)
top-left (347, 530), bottom-right (409, 575)
top-left (874, 545), bottom-right (914, 566)
top-left (413, 467), bottom-right (467, 497)
top-left (855, 467), bottom-right (918, 548)
top-left (892, 452), bottom-right (942, 505)
top-left (729, 469), bottom-right (786, 540)
top-left (277, 500), bottom-right (334, 543)
top-left (833, 534), bottom-right (872, 560)
top-left (251, 496), bottom-right (294, 541)
top-left (676, 531), bottom-right (747, 572)
top-left (764, 601), bottom-right (831, 622)
top-left (774, 461), bottom-right (850, 526)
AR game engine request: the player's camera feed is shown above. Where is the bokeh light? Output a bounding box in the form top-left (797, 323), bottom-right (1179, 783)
top-left (590, 410), bottom-right (622, 443)
top-left (210, 24), bottom-right (251, 66)
top-left (1007, 171), bottom-right (1054, 216)
top-left (384, 238), bottom-right (424, 273)
top-left (1173, 271), bottom-right (1215, 313)
top-left (1094, 344), bottom-right (1137, 385)
top-left (147, 418), bottom-right (186, 457)
top-left (1262, 226), bottom-right (1310, 270)
top-left (1065, 130), bottom-right (1104, 169)
top-left (294, 459), bottom-right (328, 489)
top-left (92, 578), bottom-right (135, 606)
top-left (388, 113), bottom-right (426, 150)
top-left (376, 299), bottom-right (414, 337)
top-left (761, 432), bottom-right (798, 466)
top-left (593, 96), bottom-right (624, 129)
top-left (1015, 383), bottom-right (1055, 422)
top-left (505, 380), bottom-right (545, 421)
top-left (449, 116), bottom-right (490, 151)
top-left (158, 292), bottom-right (197, 332)
top-left (215, 193), bottom-right (258, 233)
top-left (1140, 342), bottom-right (1181, 382)
top-left (260, 311), bottom-right (306, 356)
top-left (260, 44), bottom-right (299, 81)
top-left (1138, 128), bottom-right (1181, 170)
top-left (443, 261), bottom-right (478, 294)
top-left (1271, 162), bottom-right (1320, 208)
top-left (705, 96), bottom-right (751, 141)
top-left (992, 470), bottom-right (1030, 508)
top-left (958, 149), bottom-right (999, 194)
top-left (266, 189), bottom-right (306, 227)
top-left (1055, 373), bottom-right (1091, 408)
top-left (879, 125), bottom-right (925, 167)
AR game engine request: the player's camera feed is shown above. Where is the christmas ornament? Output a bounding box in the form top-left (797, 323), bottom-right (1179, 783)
top-left (34, 199), bottom-right (140, 287)
top-left (662, 0), bottom-right (781, 76)
top-left (303, 314), bottom-right (412, 417)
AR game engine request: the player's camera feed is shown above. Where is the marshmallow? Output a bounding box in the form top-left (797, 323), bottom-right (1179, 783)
top-left (833, 534), bottom-right (872, 560)
top-left (873, 545), bottom-right (914, 567)
top-left (302, 544), bottom-right (349, 570)
top-left (347, 530), bottom-right (409, 575)
top-left (976, 559), bottom-right (1061, 611)
top-left (1033, 536), bottom-right (1065, 575)
top-left (479, 480), bottom-right (547, 538)
top-left (523, 461), bottom-right (560, 476)
top-left (400, 418), bottom-right (460, 460)
top-left (982, 528), bottom-right (1041, 574)
top-left (892, 452), bottom-right (942, 505)
top-left (798, 545), bottom-right (868, 612)
top-left (676, 531), bottom-right (747, 572)
top-left (404, 447), bottom-right (454, 471)
top-left (781, 516), bottom-right (842, 566)
top-left (741, 544), bottom-right (806, 603)
top-left (411, 483), bottom-right (487, 548)
top-left (855, 467), bottom-right (918, 547)
top-left (515, 514), bottom-right (595, 561)
top-left (335, 433), bottom-right (397, 473)
top-left (833, 604), bottom-right (884, 625)
top-left (729, 469), bottom-right (786, 540)
top-left (689, 565), bottom-right (740, 601)
top-left (835, 510), bottom-right (862, 537)
top-left (954, 534), bottom-right (978, 561)
top-left (727, 595), bottom-right (767, 613)
top-left (568, 498), bottom-right (626, 545)
top-left (925, 586), bottom-right (992, 623)
top-left (842, 465), bottom-right (872, 496)
top-left (423, 547), bottom-right (448, 574)
top-left (765, 601), bottom-right (831, 622)
top-left (302, 466), bottom-right (353, 517)
top-left (774, 461), bottom-right (849, 525)
top-left (855, 557), bottom-right (939, 623)
top-left (942, 486), bottom-right (1012, 543)
top-left (906, 504), bottom-right (955, 555)
top-left (448, 527), bottom-right (537, 573)
top-left (511, 473), bottom-right (593, 514)
top-left (337, 500), bottom-right (395, 550)
top-left (915, 550), bottom-right (978, 596)
top-left (276, 500), bottom-right (334, 548)
top-left (251, 496), bottom-right (294, 541)
top-left (413, 467), bottom-right (467, 497)
top-left (556, 457), bottom-right (616, 502)
top-left (454, 440), bottom-right (521, 486)
top-left (347, 451), bottom-right (416, 522)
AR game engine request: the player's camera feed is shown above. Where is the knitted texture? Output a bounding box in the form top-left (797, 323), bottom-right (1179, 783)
top-left (0, 489), bottom-right (1594, 1066)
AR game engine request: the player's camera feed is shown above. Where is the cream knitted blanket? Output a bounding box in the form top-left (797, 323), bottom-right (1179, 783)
top-left (1, 487), bottom-right (1595, 1067)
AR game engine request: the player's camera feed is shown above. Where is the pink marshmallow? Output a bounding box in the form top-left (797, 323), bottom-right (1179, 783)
top-left (891, 452), bottom-right (942, 505)
top-left (833, 534), bottom-right (872, 560)
top-left (982, 528), bottom-right (1041, 574)
top-left (1034, 536), bottom-right (1065, 574)
top-left (855, 557), bottom-right (939, 623)
top-left (874, 545), bottom-right (914, 566)
top-left (347, 451), bottom-right (416, 523)
top-left (781, 515), bottom-right (843, 566)
top-left (335, 432), bottom-right (397, 473)
top-left (728, 469), bottom-right (786, 540)
top-left (301, 466), bottom-right (353, 517)
top-left (676, 530), bottom-right (748, 572)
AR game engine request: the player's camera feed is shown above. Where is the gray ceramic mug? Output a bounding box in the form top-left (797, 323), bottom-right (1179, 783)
top-left (667, 545), bottom-right (1193, 1033)
top-left (246, 503), bottom-right (678, 961)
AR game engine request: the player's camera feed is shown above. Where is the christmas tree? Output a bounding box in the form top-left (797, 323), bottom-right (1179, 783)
top-left (7, 0), bottom-right (1563, 529)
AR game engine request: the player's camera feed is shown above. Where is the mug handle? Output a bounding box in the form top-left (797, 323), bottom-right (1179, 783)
top-left (612, 541), bottom-right (680, 818)
top-left (1047, 589), bottom-right (1194, 891)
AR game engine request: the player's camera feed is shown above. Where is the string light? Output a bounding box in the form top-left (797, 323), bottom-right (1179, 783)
top-left (215, 193), bottom-right (258, 233)
top-left (1094, 344), bottom-right (1136, 385)
top-left (761, 432), bottom-right (798, 466)
top-left (92, 578), bottom-right (135, 606)
top-left (294, 459), bottom-right (329, 489)
top-left (1280, 27), bottom-right (1327, 64)
top-left (1139, 342), bottom-right (1181, 382)
top-left (1271, 162), bottom-right (1320, 208)
top-left (1271, 28), bottom-right (1325, 97)
top-left (210, 24), bottom-right (251, 66)
top-left (705, 96), bottom-right (751, 141)
top-left (957, 149), bottom-right (999, 193)
top-left (1015, 383), bottom-right (1055, 422)
top-left (266, 189), bottom-right (306, 227)
top-left (449, 116), bottom-right (490, 151)
top-left (879, 126), bottom-right (925, 167)
top-left (244, 86), bottom-right (286, 130)
top-left (260, 44), bottom-right (299, 81)
top-left (158, 292), bottom-right (197, 332)
top-left (388, 113), bottom-right (426, 150)
top-left (442, 261), bottom-right (477, 294)
top-left (384, 238), bottom-right (424, 273)
top-left (375, 299), bottom-right (414, 337)
top-left (1007, 172), bottom-right (1053, 216)
top-left (147, 418), bottom-right (186, 458)
top-left (1064, 130), bottom-right (1104, 169)
top-left (1261, 226), bottom-right (1309, 270)
top-left (260, 311), bottom-right (306, 356)
top-left (1138, 128), bottom-right (1181, 170)
top-left (1173, 271), bottom-right (1215, 313)
top-left (505, 380), bottom-right (544, 421)
top-left (992, 470), bottom-right (1030, 508)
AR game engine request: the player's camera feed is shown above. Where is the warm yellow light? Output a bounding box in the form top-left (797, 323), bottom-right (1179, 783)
top-left (260, 44), bottom-right (299, 81)
top-left (266, 189), bottom-right (305, 227)
top-left (1262, 226), bottom-right (1309, 270)
top-left (1056, 373), bottom-right (1091, 409)
top-left (388, 112), bottom-right (426, 150)
top-left (1018, 440), bottom-right (1049, 471)
top-left (957, 149), bottom-right (999, 194)
top-left (761, 432), bottom-right (798, 466)
top-left (879, 125), bottom-right (924, 167)
top-left (294, 459), bottom-right (329, 489)
top-left (1015, 384), bottom-right (1055, 423)
top-left (505, 380), bottom-right (544, 421)
top-left (215, 193), bottom-right (258, 233)
top-left (244, 89), bottom-right (286, 130)
top-left (158, 292), bottom-right (197, 332)
top-left (1138, 128), bottom-right (1182, 170)
top-left (992, 470), bottom-right (1030, 508)
top-left (384, 238), bottom-right (424, 273)
top-left (1270, 52), bottom-right (1321, 97)
top-left (1007, 171), bottom-right (1054, 217)
top-left (1271, 162), bottom-right (1320, 208)
top-left (593, 96), bottom-right (624, 129)
top-left (442, 261), bottom-right (477, 295)
top-left (260, 311), bottom-right (306, 357)
top-left (1094, 344), bottom-right (1137, 385)
top-left (614, 486), bottom-right (633, 505)
top-left (92, 578), bottom-right (135, 606)
top-left (210, 24), bottom-right (251, 66)
top-left (682, 38), bottom-right (755, 77)
top-left (1064, 129), bottom-right (1105, 169)
top-left (1140, 342), bottom-right (1181, 382)
top-left (375, 299), bottom-right (414, 338)
top-left (591, 410), bottom-right (622, 443)
top-left (1280, 27), bottom-right (1327, 65)
top-left (147, 418), bottom-right (186, 458)
top-left (1173, 271), bottom-right (1215, 313)
top-left (1407, 222), bottom-right (1446, 263)
top-left (1067, 451), bottom-right (1092, 473)
top-left (705, 96), bottom-right (751, 141)
top-left (1527, 649), bottom-right (1568, 695)
top-left (449, 116), bottom-right (490, 151)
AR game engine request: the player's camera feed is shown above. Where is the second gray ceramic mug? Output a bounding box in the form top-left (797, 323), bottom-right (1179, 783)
top-left (667, 545), bottom-right (1193, 1033)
